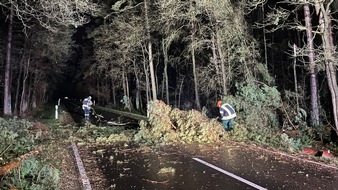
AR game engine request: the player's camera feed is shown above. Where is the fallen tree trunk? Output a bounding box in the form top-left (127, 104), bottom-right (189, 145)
top-left (107, 121), bottom-right (130, 126)
top-left (0, 161), bottom-right (21, 176)
top-left (0, 148), bottom-right (41, 177)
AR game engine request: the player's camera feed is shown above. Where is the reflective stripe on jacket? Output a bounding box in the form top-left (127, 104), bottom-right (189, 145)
top-left (220, 103), bottom-right (236, 120)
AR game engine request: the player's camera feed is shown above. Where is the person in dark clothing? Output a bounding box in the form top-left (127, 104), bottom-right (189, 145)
top-left (217, 100), bottom-right (236, 131)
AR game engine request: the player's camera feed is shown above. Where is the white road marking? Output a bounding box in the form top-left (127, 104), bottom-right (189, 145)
top-left (72, 142), bottom-right (92, 190)
top-left (193, 157), bottom-right (267, 190)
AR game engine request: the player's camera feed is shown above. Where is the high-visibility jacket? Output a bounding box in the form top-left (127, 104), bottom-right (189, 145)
top-left (219, 103), bottom-right (236, 120)
top-left (82, 98), bottom-right (92, 109)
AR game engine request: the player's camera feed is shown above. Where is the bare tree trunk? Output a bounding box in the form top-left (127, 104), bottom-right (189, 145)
top-left (40, 82), bottom-right (48, 105)
top-left (190, 1), bottom-right (200, 110)
top-left (32, 90), bottom-right (37, 109)
top-left (27, 67), bottom-right (34, 108)
top-left (262, 4), bottom-right (268, 69)
top-left (133, 59), bottom-right (141, 110)
top-left (162, 40), bottom-right (170, 104)
top-left (111, 78), bottom-right (116, 106)
top-left (293, 44), bottom-right (299, 113)
top-left (211, 31), bottom-right (226, 98)
top-left (160, 76), bottom-right (164, 100)
top-left (125, 70), bottom-right (130, 100)
top-left (318, 1), bottom-right (338, 132)
top-left (211, 33), bottom-right (220, 76)
top-left (20, 55), bottom-right (30, 116)
top-left (142, 45), bottom-right (150, 103)
top-left (304, 2), bottom-right (320, 127)
top-left (206, 10), bottom-right (221, 94)
top-left (31, 70), bottom-right (39, 109)
top-left (122, 66), bottom-right (127, 96)
top-left (191, 49), bottom-right (201, 109)
top-left (14, 49), bottom-right (25, 115)
top-left (217, 36), bottom-right (227, 96)
top-left (177, 75), bottom-right (184, 109)
top-left (155, 56), bottom-right (160, 99)
top-left (32, 66), bottom-right (44, 109)
top-left (144, 0), bottom-right (157, 100)
top-left (4, 5), bottom-right (14, 116)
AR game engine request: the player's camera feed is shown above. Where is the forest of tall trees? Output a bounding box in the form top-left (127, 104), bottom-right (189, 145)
top-left (0, 0), bottom-right (338, 141)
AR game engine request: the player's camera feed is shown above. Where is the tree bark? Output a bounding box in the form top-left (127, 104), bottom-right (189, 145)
top-left (133, 59), bottom-right (141, 110)
top-left (190, 1), bottom-right (201, 110)
top-left (191, 48), bottom-right (200, 109)
top-left (211, 33), bottom-right (220, 76)
top-left (111, 78), bottom-right (116, 106)
top-left (3, 5), bottom-right (14, 116)
top-left (31, 68), bottom-right (40, 109)
top-left (20, 55), bottom-right (30, 116)
top-left (216, 31), bottom-right (227, 96)
top-left (304, 2), bottom-right (320, 127)
top-left (293, 44), bottom-right (299, 113)
top-left (14, 48), bottom-right (26, 115)
top-left (162, 40), bottom-right (170, 104)
top-left (177, 75), bottom-right (184, 109)
top-left (142, 45), bottom-right (150, 103)
top-left (122, 66), bottom-right (127, 96)
top-left (262, 4), bottom-right (268, 69)
top-left (144, 0), bottom-right (157, 100)
top-left (318, 1), bottom-right (338, 132)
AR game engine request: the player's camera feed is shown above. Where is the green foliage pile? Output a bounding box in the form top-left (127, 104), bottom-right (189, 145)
top-left (228, 82), bottom-right (281, 129)
top-left (3, 158), bottom-right (60, 190)
top-left (0, 117), bottom-right (60, 189)
top-left (228, 124), bottom-right (261, 144)
top-left (76, 122), bottom-right (136, 145)
top-left (135, 100), bottom-right (224, 144)
top-left (95, 131), bottom-right (134, 144)
top-left (0, 117), bottom-right (35, 164)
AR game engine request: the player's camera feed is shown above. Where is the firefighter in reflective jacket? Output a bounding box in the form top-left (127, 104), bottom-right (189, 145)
top-left (82, 96), bottom-right (93, 118)
top-left (217, 100), bottom-right (236, 131)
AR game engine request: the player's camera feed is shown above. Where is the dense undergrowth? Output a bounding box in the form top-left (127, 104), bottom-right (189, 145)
top-left (0, 105), bottom-right (79, 190)
top-left (0, 117), bottom-right (60, 189)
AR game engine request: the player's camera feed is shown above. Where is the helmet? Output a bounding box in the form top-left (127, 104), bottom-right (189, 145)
top-left (217, 100), bottom-right (222, 108)
top-left (88, 96), bottom-right (92, 99)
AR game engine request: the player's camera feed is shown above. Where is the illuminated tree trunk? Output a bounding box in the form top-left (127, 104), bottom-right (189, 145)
top-left (133, 59), bottom-right (142, 110)
top-left (216, 31), bottom-right (227, 96)
top-left (318, 1), bottom-right (338, 133)
top-left (20, 55), bottom-right (30, 116)
top-left (162, 40), bottom-right (170, 104)
top-left (3, 5), bottom-right (14, 116)
top-left (14, 41), bottom-right (26, 115)
top-left (292, 44), bottom-right (300, 113)
top-left (190, 1), bottom-right (201, 110)
top-left (142, 45), bottom-right (150, 103)
top-left (144, 0), bottom-right (157, 100)
top-left (304, 2), bottom-right (320, 127)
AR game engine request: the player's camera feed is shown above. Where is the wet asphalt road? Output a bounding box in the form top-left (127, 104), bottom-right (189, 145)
top-left (62, 99), bottom-right (338, 190)
top-left (86, 143), bottom-right (338, 190)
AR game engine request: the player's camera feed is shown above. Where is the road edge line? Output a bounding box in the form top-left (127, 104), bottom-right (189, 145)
top-left (71, 142), bottom-right (92, 190)
top-left (193, 157), bottom-right (267, 190)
